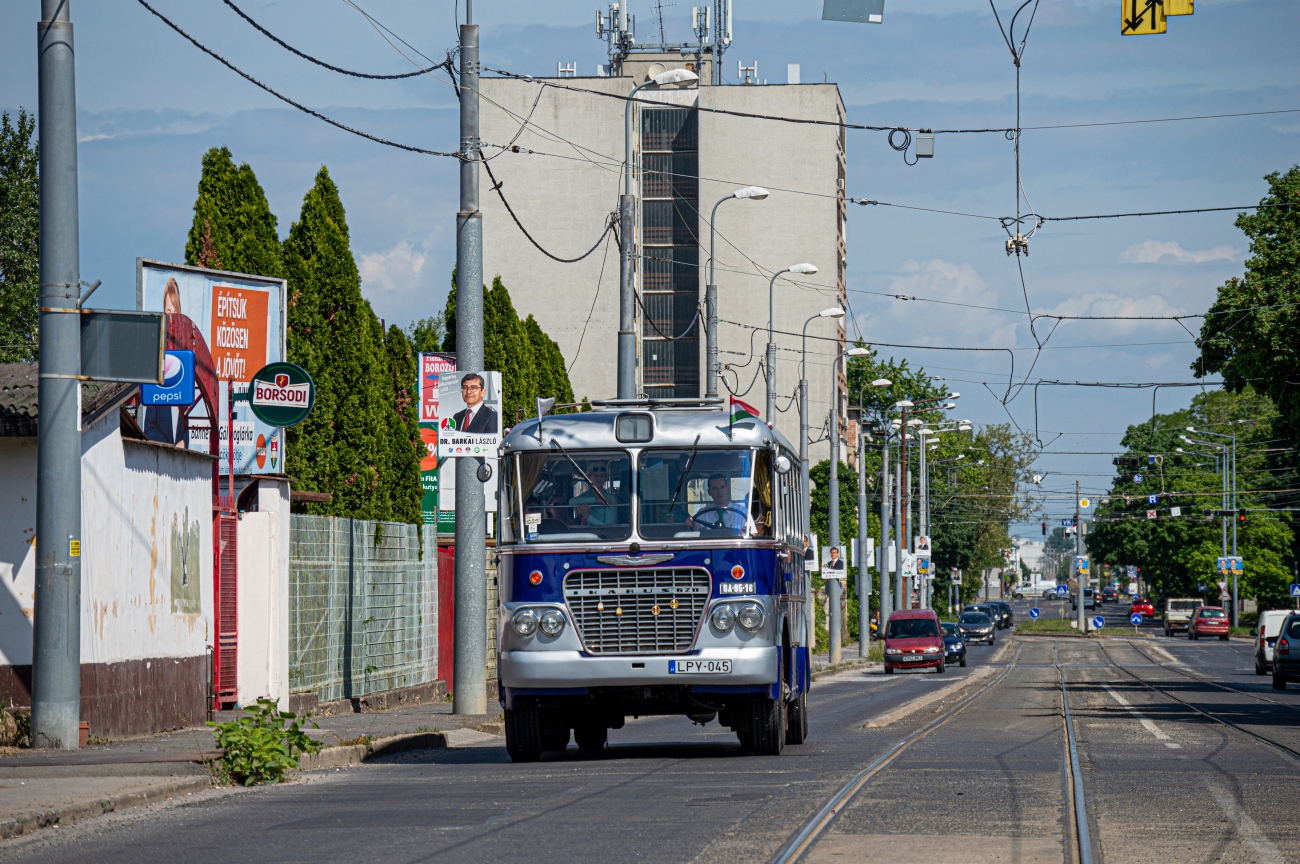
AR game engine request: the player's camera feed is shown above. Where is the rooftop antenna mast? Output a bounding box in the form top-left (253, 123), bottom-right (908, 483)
top-left (653, 0), bottom-right (673, 44)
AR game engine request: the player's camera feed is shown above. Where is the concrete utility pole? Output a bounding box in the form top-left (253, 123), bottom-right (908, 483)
top-left (1076, 480), bottom-right (1085, 635)
top-left (454, 11), bottom-right (487, 716)
top-left (857, 425), bottom-right (869, 657)
top-left (879, 433), bottom-right (892, 621)
top-left (827, 416), bottom-right (842, 664)
top-left (32, 0), bottom-right (83, 751)
top-left (894, 437), bottom-right (904, 610)
top-left (617, 83), bottom-right (640, 400)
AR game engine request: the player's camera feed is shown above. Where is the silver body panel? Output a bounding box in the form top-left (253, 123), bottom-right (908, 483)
top-left (501, 645), bottom-right (780, 688)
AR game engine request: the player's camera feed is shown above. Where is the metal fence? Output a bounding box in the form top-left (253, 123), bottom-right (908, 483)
top-left (289, 515), bottom-right (438, 702)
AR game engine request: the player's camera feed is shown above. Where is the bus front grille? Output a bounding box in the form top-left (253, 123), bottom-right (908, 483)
top-left (562, 568), bottom-right (711, 655)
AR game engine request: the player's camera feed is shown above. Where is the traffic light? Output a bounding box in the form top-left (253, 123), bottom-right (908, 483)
top-left (1042, 521), bottom-right (1047, 536)
top-left (1238, 508), bottom-right (1247, 525)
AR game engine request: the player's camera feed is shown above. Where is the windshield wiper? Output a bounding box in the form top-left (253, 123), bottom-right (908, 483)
top-left (667, 434), bottom-right (702, 517)
top-left (549, 439), bottom-right (610, 505)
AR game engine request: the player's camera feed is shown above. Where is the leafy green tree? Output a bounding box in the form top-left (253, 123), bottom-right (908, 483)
top-left (282, 167), bottom-right (415, 520)
top-left (0, 109), bottom-right (39, 363)
top-left (406, 313), bottom-right (444, 353)
top-left (1196, 166), bottom-right (1300, 434)
top-left (185, 146), bottom-right (282, 276)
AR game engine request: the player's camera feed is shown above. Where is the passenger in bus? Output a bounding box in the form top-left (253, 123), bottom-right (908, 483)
top-left (569, 462), bottom-right (621, 525)
top-left (687, 473), bottom-right (748, 534)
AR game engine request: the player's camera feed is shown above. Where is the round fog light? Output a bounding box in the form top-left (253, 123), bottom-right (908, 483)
top-left (539, 609), bottom-right (566, 636)
top-left (711, 605), bottom-right (736, 633)
top-left (512, 608), bottom-right (539, 636)
top-left (737, 603), bottom-right (765, 632)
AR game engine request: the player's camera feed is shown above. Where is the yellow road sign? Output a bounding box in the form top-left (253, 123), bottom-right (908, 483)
top-left (1166, 0), bottom-right (1193, 15)
top-left (1121, 0), bottom-right (1167, 35)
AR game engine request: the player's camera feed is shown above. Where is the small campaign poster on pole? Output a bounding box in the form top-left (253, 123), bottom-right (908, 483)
top-left (417, 352), bottom-right (457, 531)
top-left (821, 545), bottom-right (848, 578)
top-left (437, 371), bottom-right (503, 457)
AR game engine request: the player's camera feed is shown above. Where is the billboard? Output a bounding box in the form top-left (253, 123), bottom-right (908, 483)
top-left (137, 259), bottom-right (286, 475)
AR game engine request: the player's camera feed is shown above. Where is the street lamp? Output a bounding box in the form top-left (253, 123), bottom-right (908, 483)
top-left (619, 67), bottom-right (699, 400)
top-left (797, 306), bottom-right (843, 654)
top-left (826, 345), bottom-right (870, 664)
top-left (1189, 425), bottom-right (1240, 624)
top-left (853, 376), bottom-right (893, 657)
top-left (706, 186), bottom-right (769, 397)
top-left (767, 263), bottom-right (818, 421)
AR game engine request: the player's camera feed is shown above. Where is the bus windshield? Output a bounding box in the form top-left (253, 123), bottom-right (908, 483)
top-left (514, 450), bottom-right (632, 542)
top-left (637, 449), bottom-right (769, 540)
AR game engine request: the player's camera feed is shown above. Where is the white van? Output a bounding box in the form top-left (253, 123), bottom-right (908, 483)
top-left (1255, 609), bottom-right (1292, 674)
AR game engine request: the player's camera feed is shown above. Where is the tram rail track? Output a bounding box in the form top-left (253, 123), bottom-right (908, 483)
top-left (1096, 640), bottom-right (1300, 765)
top-left (770, 641), bottom-right (1098, 864)
top-left (1123, 640), bottom-right (1300, 716)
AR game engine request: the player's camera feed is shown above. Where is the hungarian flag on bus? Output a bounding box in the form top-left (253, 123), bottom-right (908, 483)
top-left (729, 395), bottom-right (762, 434)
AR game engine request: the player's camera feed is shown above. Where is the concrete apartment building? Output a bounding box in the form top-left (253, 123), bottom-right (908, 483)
top-left (478, 50), bottom-right (848, 463)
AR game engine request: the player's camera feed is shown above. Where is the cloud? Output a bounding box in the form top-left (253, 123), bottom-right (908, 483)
top-left (865, 259), bottom-right (1020, 348)
top-left (359, 240), bottom-right (426, 296)
top-left (1120, 240), bottom-right (1241, 265)
top-left (1039, 292), bottom-right (1186, 337)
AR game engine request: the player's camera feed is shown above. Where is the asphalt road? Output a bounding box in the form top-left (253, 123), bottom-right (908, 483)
top-left (11, 609), bottom-right (1300, 864)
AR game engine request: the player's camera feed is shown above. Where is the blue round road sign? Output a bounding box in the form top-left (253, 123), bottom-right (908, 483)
top-left (1055, 585), bottom-right (1068, 596)
top-left (1130, 613), bottom-right (1143, 626)
top-left (1029, 608), bottom-right (1041, 619)
top-left (1092, 616), bottom-right (1106, 629)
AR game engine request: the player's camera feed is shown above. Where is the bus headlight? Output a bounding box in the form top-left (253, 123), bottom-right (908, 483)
top-left (539, 609), bottom-right (566, 637)
top-left (737, 603), bottom-right (765, 632)
top-left (512, 608), bottom-right (539, 636)
top-left (711, 605), bottom-right (736, 633)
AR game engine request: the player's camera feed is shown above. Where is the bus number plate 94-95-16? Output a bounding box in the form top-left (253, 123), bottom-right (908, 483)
top-left (669, 660), bottom-right (732, 674)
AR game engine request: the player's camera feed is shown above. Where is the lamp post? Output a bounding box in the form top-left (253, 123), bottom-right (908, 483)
top-left (1189, 425), bottom-right (1239, 625)
top-left (826, 346), bottom-right (870, 664)
top-left (620, 68), bottom-right (699, 400)
top-left (706, 186), bottom-right (769, 397)
top-left (854, 378), bottom-right (892, 656)
top-left (799, 307), bottom-right (844, 654)
top-left (892, 392), bottom-right (958, 608)
top-left (767, 263), bottom-right (818, 421)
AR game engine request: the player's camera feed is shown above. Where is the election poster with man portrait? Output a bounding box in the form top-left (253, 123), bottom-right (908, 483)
top-left (821, 545), bottom-right (848, 578)
top-left (437, 370), bottom-right (503, 458)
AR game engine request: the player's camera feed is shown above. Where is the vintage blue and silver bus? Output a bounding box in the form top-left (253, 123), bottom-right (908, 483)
top-left (496, 399), bottom-right (810, 761)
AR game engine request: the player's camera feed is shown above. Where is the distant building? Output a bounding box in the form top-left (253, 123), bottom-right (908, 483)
top-left (1015, 538), bottom-right (1046, 574)
top-left (479, 54), bottom-right (848, 462)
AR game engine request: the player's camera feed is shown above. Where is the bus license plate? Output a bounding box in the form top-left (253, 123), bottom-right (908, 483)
top-left (669, 660), bottom-right (732, 674)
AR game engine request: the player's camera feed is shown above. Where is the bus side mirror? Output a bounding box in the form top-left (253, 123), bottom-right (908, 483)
top-left (775, 454), bottom-right (793, 474)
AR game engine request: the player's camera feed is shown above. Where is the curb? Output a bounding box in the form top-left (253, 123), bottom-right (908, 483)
top-left (864, 665), bottom-right (997, 728)
top-left (811, 658), bottom-right (880, 682)
top-left (0, 775), bottom-right (210, 841)
top-left (298, 731), bottom-right (447, 771)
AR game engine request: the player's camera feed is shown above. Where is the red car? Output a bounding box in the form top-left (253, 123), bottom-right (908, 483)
top-left (1190, 606), bottom-right (1230, 641)
top-left (883, 609), bottom-right (946, 675)
top-left (1131, 598), bottom-right (1156, 619)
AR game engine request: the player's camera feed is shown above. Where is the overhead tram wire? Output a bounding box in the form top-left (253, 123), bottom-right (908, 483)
top-left (134, 0), bottom-right (459, 158)
top-left (1023, 106), bottom-right (1300, 131)
top-left (481, 160), bottom-right (616, 263)
top-left (221, 0), bottom-right (447, 79)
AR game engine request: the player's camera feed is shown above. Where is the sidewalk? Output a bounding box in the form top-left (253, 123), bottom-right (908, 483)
top-left (811, 642), bottom-right (880, 677)
top-left (0, 699), bottom-right (503, 841)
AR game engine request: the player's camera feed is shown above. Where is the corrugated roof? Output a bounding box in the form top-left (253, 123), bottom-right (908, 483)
top-left (0, 363), bottom-right (137, 435)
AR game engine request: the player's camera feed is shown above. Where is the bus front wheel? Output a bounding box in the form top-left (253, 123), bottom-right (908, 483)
top-left (505, 704), bottom-right (545, 763)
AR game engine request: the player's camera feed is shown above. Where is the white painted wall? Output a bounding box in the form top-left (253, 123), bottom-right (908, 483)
top-left (0, 415), bottom-right (214, 668)
top-left (236, 478), bottom-right (291, 708)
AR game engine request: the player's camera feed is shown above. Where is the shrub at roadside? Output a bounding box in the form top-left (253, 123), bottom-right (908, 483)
top-left (208, 698), bottom-right (320, 786)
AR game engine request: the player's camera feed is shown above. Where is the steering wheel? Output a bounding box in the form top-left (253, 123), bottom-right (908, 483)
top-left (689, 507), bottom-right (748, 531)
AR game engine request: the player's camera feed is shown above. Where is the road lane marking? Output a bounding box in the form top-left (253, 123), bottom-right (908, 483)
top-left (1146, 644), bottom-right (1183, 665)
top-left (864, 666), bottom-right (996, 727)
top-left (1207, 781), bottom-right (1285, 864)
top-left (1101, 684), bottom-right (1181, 747)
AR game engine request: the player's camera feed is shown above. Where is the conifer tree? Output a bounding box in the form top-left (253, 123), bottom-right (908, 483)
top-left (282, 167), bottom-right (399, 519)
top-left (0, 109), bottom-right (39, 363)
top-left (184, 146), bottom-right (282, 276)
top-left (384, 324), bottom-right (423, 525)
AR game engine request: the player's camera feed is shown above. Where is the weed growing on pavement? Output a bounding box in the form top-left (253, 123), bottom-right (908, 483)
top-left (207, 698), bottom-right (321, 786)
top-left (867, 640), bottom-right (884, 663)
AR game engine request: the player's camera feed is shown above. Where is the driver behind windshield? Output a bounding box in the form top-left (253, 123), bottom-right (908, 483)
top-left (687, 473), bottom-right (750, 533)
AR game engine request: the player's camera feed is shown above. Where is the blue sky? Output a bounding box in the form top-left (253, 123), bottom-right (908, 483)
top-left (3, 0), bottom-right (1297, 533)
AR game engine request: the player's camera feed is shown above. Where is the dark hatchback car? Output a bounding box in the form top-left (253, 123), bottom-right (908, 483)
top-left (1102, 587), bottom-right (1119, 603)
top-left (1272, 614), bottom-right (1300, 690)
top-left (883, 609), bottom-right (946, 674)
top-left (941, 622), bottom-right (968, 667)
top-left (958, 611), bottom-right (996, 645)
top-left (989, 600), bottom-right (1014, 629)
top-left (963, 603), bottom-right (1000, 629)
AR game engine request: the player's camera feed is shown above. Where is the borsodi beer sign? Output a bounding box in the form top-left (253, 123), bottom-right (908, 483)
top-left (248, 362), bottom-right (316, 427)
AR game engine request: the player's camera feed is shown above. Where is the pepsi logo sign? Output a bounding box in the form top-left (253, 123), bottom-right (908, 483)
top-left (162, 353), bottom-right (186, 388)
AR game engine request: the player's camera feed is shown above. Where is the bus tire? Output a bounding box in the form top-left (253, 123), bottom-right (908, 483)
top-left (786, 689), bottom-right (808, 745)
top-left (751, 662), bottom-right (787, 755)
top-left (574, 722), bottom-right (607, 753)
top-left (505, 705), bottom-right (545, 763)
